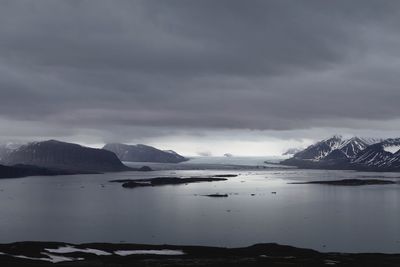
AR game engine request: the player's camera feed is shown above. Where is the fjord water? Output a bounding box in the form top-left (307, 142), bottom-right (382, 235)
top-left (0, 157), bottom-right (399, 253)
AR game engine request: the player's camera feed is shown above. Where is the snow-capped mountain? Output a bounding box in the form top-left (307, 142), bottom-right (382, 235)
top-left (333, 137), bottom-right (371, 159)
top-left (283, 136), bottom-right (400, 171)
top-left (291, 136), bottom-right (379, 161)
top-left (351, 138), bottom-right (400, 170)
top-left (292, 135), bottom-right (344, 160)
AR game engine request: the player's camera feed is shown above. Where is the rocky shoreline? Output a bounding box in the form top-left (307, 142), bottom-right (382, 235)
top-left (291, 179), bottom-right (397, 186)
top-left (0, 242), bottom-right (399, 266)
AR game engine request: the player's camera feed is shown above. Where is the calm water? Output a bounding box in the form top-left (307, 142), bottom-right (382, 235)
top-left (0, 157), bottom-right (399, 253)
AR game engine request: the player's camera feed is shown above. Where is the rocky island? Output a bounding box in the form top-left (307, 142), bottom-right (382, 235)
top-left (110, 176), bottom-right (227, 188)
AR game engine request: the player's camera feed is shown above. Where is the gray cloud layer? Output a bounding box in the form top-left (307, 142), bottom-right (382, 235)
top-left (1, 0), bottom-right (400, 143)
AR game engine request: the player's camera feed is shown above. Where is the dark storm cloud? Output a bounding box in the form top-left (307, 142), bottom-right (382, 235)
top-left (1, 0), bottom-right (400, 141)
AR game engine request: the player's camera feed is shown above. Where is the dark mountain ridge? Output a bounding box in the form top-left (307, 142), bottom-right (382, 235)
top-left (103, 143), bottom-right (188, 163)
top-left (0, 140), bottom-right (132, 173)
top-left (351, 138), bottom-right (400, 171)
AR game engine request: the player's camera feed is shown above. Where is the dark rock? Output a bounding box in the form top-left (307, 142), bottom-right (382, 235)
top-left (0, 164), bottom-right (81, 179)
top-left (203, 194), bottom-right (228, 197)
top-left (0, 140), bottom-right (131, 173)
top-left (111, 176), bottom-right (227, 188)
top-left (324, 149), bottom-right (349, 161)
top-left (1, 241), bottom-right (400, 267)
top-left (122, 181), bottom-right (150, 188)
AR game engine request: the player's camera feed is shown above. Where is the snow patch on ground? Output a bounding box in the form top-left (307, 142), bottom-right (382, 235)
top-left (384, 145), bottom-right (400, 154)
top-left (114, 249), bottom-right (185, 256)
top-left (13, 253), bottom-right (83, 263)
top-left (45, 245), bottom-right (112, 256)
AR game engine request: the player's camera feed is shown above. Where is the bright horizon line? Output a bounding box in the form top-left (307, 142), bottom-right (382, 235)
top-left (1, 133), bottom-right (397, 157)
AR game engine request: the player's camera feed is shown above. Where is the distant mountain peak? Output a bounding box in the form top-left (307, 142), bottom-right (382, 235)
top-left (293, 135), bottom-right (345, 160)
top-left (327, 134), bottom-right (343, 140)
top-left (283, 136), bottom-right (400, 171)
top-left (282, 148), bottom-right (302, 156)
top-left (103, 143), bottom-right (187, 163)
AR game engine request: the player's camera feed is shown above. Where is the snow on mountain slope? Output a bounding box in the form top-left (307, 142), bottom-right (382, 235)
top-left (336, 137), bottom-right (369, 158)
top-left (381, 139), bottom-right (400, 154)
top-left (293, 135), bottom-right (344, 160)
top-left (293, 136), bottom-right (382, 162)
top-left (384, 146), bottom-right (400, 154)
top-left (286, 136), bottom-right (400, 171)
top-left (358, 137), bottom-right (382, 146)
top-left (351, 138), bottom-right (400, 170)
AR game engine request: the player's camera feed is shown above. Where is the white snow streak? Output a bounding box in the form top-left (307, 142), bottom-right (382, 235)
top-left (114, 249), bottom-right (185, 256)
top-left (45, 245), bottom-right (112, 256)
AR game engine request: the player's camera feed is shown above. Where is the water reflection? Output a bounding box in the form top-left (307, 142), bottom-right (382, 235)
top-left (0, 166), bottom-right (399, 253)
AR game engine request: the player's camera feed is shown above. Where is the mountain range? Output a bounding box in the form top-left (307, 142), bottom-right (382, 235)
top-left (103, 143), bottom-right (188, 163)
top-left (0, 140), bottom-right (132, 174)
top-left (0, 140), bottom-right (151, 177)
top-left (0, 140), bottom-right (190, 178)
top-left (282, 135), bottom-right (400, 171)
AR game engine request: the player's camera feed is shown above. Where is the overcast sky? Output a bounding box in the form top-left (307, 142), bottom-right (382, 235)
top-left (1, 0), bottom-right (400, 156)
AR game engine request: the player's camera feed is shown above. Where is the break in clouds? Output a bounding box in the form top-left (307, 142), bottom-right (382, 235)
top-left (1, 0), bottom-right (400, 150)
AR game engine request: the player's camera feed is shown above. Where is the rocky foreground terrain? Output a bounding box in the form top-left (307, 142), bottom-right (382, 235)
top-left (0, 242), bottom-right (399, 267)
